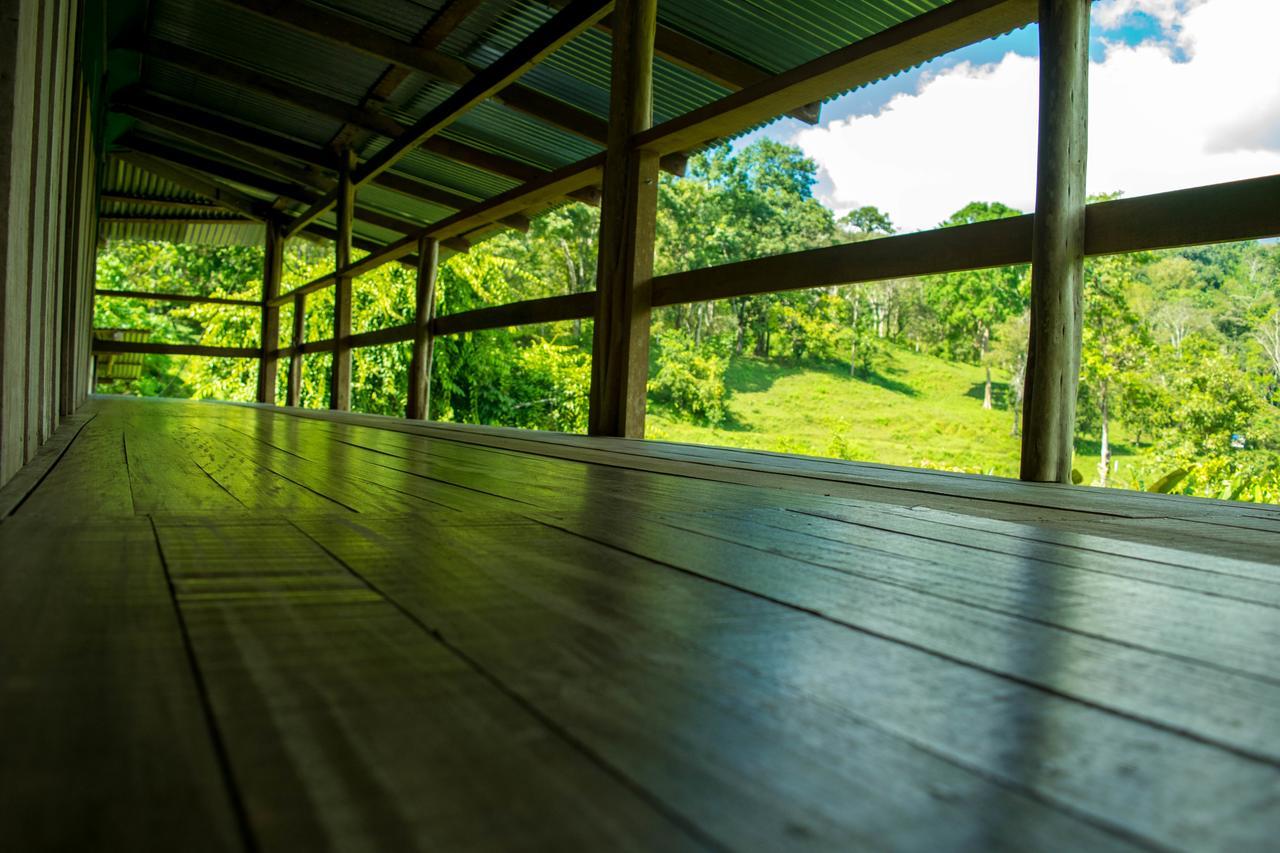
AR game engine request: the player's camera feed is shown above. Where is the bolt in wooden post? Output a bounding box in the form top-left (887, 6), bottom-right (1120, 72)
top-left (256, 222), bottom-right (284, 404)
top-left (286, 293), bottom-right (305, 407)
top-left (1021, 0), bottom-right (1089, 483)
top-left (407, 235), bottom-right (439, 420)
top-left (330, 149), bottom-right (356, 411)
top-left (588, 0), bottom-right (659, 438)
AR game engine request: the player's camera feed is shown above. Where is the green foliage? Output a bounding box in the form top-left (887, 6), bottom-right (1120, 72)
top-left (649, 329), bottom-right (728, 425)
top-left (90, 140), bottom-right (1279, 505)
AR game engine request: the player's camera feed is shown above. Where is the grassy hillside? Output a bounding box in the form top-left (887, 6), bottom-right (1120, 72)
top-left (647, 345), bottom-right (1129, 482)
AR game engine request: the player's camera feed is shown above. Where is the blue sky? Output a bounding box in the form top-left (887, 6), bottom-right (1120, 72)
top-left (734, 0), bottom-right (1280, 231)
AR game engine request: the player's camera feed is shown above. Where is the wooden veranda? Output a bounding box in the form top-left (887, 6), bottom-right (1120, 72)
top-left (1, 0), bottom-right (1279, 850)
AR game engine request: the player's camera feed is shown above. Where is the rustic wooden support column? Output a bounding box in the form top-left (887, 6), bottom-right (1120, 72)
top-left (286, 293), bottom-right (305, 406)
top-left (330, 149), bottom-right (356, 410)
top-left (256, 222), bottom-right (284, 403)
top-left (1020, 0), bottom-right (1089, 483)
top-left (406, 235), bottom-right (439, 420)
top-left (588, 0), bottom-right (658, 438)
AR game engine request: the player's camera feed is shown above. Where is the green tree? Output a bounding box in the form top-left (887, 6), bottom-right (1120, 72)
top-left (924, 202), bottom-right (1028, 408)
top-left (1078, 252), bottom-right (1151, 486)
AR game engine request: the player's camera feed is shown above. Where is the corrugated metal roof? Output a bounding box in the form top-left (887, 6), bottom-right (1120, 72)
top-left (105, 0), bottom-right (990, 249)
top-left (100, 220), bottom-right (264, 246)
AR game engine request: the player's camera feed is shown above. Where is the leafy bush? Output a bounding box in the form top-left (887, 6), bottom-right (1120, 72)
top-left (649, 329), bottom-right (728, 425)
top-left (512, 337), bottom-right (590, 432)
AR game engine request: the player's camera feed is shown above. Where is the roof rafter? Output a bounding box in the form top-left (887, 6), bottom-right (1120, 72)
top-left (131, 39), bottom-right (575, 188)
top-left (285, 0), bottom-right (617, 238)
top-left (543, 0), bottom-right (821, 124)
top-left (214, 0), bottom-right (611, 145)
top-left (116, 93), bottom-right (534, 231)
top-left (120, 135), bottom-right (464, 245)
top-left (324, 0), bottom-right (486, 154)
top-left (282, 0), bottom-right (1035, 288)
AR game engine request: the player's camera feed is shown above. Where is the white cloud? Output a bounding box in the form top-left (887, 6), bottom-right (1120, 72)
top-left (1092, 0), bottom-right (1206, 32)
top-left (792, 0), bottom-right (1280, 232)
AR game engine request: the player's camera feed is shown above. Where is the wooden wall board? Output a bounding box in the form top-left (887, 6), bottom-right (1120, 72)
top-left (0, 0), bottom-right (99, 488)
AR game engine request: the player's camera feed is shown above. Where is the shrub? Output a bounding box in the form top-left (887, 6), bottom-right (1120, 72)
top-left (649, 329), bottom-right (728, 425)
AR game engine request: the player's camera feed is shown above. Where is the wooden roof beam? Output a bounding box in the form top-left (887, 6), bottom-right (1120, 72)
top-left (128, 40), bottom-right (578, 189)
top-left (325, 0), bottom-right (486, 154)
top-left (114, 152), bottom-right (279, 223)
top-left (99, 193), bottom-right (220, 210)
top-left (277, 0), bottom-right (1036, 295)
top-left (118, 98), bottom-right (538, 232)
top-left (544, 0), bottom-right (822, 124)
top-left (635, 0), bottom-right (1037, 156)
top-left (214, 0), bottom-right (611, 145)
top-left (119, 137), bottom-right (442, 240)
top-left (285, 0), bottom-right (616, 238)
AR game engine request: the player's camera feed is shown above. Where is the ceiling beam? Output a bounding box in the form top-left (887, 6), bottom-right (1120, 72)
top-left (132, 40), bottom-right (568, 187)
top-left (115, 152), bottom-right (279, 222)
top-left (285, 0), bottom-right (615, 237)
top-left (115, 94), bottom-right (565, 235)
top-left (635, 0), bottom-right (1036, 156)
top-left (298, 0), bottom-right (1036, 281)
top-left (100, 193), bottom-right (220, 210)
top-left (326, 0), bottom-right (486, 153)
top-left (544, 0), bottom-right (821, 124)
top-left (121, 139), bottom-right (479, 258)
top-left (214, 0), bottom-right (610, 145)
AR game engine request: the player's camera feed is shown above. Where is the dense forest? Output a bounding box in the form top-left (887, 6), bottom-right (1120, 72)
top-left (95, 140), bottom-right (1280, 503)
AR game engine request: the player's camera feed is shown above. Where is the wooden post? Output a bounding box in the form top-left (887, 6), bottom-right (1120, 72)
top-left (588, 0), bottom-right (658, 438)
top-left (286, 293), bottom-right (305, 406)
top-left (406, 235), bottom-right (439, 420)
top-left (330, 149), bottom-right (356, 411)
top-left (256, 222), bottom-right (284, 403)
top-left (1020, 0), bottom-right (1089, 483)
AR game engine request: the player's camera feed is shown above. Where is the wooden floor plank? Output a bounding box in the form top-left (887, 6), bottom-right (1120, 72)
top-left (15, 405), bottom-right (135, 518)
top-left (7, 396), bottom-right (1278, 850)
top-left (151, 516), bottom-right (709, 852)
top-left (541, 510), bottom-right (1280, 765)
top-left (0, 516), bottom-right (245, 851)
top-left (295, 513), bottom-right (1280, 851)
top-left (0, 411), bottom-right (94, 518)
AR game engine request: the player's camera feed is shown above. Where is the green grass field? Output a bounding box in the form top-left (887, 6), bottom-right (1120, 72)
top-left (647, 345), bottom-right (1133, 483)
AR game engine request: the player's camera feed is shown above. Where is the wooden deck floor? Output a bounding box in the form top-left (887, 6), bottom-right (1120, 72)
top-left (2, 396), bottom-right (1278, 851)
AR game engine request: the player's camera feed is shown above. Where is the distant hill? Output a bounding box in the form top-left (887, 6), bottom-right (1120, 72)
top-left (648, 345), bottom-right (1127, 482)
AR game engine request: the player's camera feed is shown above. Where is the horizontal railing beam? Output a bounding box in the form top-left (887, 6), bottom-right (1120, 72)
top-left (268, 173), bottom-right (1280, 333)
top-left (431, 292), bottom-right (596, 336)
top-left (95, 289), bottom-right (262, 307)
top-left (92, 340), bottom-right (260, 358)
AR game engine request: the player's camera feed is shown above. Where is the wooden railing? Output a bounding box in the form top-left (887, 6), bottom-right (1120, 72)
top-left (93, 0), bottom-right (1280, 483)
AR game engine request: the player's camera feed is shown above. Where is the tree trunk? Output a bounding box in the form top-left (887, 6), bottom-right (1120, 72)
top-left (849, 298), bottom-right (859, 376)
top-left (980, 325), bottom-right (993, 410)
top-left (1097, 383), bottom-right (1110, 487)
top-left (1011, 402), bottom-right (1020, 436)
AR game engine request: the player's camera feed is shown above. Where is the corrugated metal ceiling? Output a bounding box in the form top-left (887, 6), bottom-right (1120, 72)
top-left (106, 0), bottom-right (980, 249)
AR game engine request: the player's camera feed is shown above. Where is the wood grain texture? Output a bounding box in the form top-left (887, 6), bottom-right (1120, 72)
top-left (589, 0), bottom-right (658, 438)
top-left (0, 516), bottom-right (245, 851)
top-left (151, 514), bottom-right (707, 851)
top-left (5, 396), bottom-right (1279, 849)
top-left (1021, 0), bottom-right (1089, 483)
top-left (407, 236), bottom-right (438, 420)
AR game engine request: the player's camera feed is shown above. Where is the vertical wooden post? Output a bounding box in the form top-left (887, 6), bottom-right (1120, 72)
top-left (330, 149), bottom-right (356, 411)
top-left (1020, 0), bottom-right (1089, 483)
top-left (588, 0), bottom-right (659, 438)
top-left (286, 293), bottom-right (305, 407)
top-left (407, 235), bottom-right (439, 420)
top-left (256, 222), bottom-right (283, 404)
